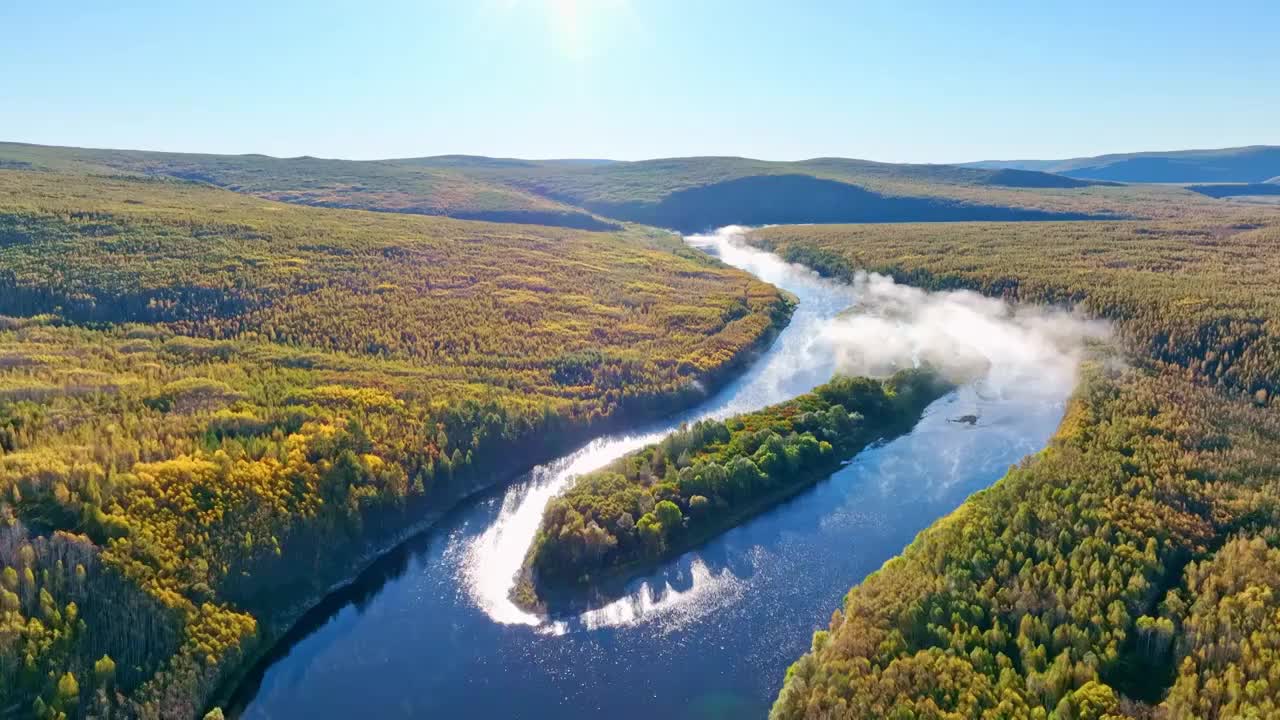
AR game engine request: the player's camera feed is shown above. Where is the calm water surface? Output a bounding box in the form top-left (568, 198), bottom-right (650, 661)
top-left (230, 231), bottom-right (1068, 720)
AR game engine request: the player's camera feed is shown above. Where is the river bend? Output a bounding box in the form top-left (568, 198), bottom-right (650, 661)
top-left (230, 229), bottom-right (1070, 720)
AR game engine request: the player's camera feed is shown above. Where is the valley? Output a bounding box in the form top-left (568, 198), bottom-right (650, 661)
top-left (8, 5), bottom-right (1280, 718)
top-left (225, 231), bottom-right (1078, 720)
top-left (1, 143), bottom-right (1279, 720)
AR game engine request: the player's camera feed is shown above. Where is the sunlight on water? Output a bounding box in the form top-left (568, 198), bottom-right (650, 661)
top-left (239, 228), bottom-right (1089, 720)
top-left (458, 225), bottom-right (1104, 631)
top-left (461, 432), bottom-right (667, 626)
top-left (578, 559), bottom-right (747, 632)
top-left (460, 227), bottom-right (858, 626)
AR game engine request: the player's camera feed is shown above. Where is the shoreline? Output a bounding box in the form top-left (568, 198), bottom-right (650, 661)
top-left (209, 291), bottom-right (796, 717)
top-left (512, 374), bottom-right (954, 616)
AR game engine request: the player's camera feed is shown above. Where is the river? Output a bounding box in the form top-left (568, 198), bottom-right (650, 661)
top-left (228, 229), bottom-right (1071, 720)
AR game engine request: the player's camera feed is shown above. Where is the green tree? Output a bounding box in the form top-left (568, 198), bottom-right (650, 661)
top-left (636, 513), bottom-right (664, 556)
top-left (654, 500), bottom-right (683, 535)
top-left (688, 495), bottom-right (710, 515)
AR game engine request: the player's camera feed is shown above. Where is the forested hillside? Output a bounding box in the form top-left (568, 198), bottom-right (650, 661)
top-left (1, 142), bottom-right (1225, 234)
top-left (0, 169), bottom-right (791, 718)
top-left (441, 156), bottom-right (1134, 229)
top-left (771, 366), bottom-right (1280, 719)
top-left (5, 144), bottom-right (1280, 719)
top-left (746, 215), bottom-right (1280, 718)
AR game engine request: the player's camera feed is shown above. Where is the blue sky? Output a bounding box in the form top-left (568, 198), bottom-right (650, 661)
top-left (3, 1), bottom-right (1277, 163)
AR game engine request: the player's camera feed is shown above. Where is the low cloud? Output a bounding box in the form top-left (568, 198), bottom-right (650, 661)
top-left (820, 271), bottom-right (1110, 398)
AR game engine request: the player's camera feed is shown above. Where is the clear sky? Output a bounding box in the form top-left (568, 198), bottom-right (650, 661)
top-left (3, 1), bottom-right (1277, 163)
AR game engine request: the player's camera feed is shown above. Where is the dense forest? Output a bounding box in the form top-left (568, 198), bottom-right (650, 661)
top-left (771, 366), bottom-right (1280, 719)
top-left (518, 369), bottom-right (951, 609)
top-left (745, 217), bottom-right (1280, 718)
top-left (0, 169), bottom-right (791, 718)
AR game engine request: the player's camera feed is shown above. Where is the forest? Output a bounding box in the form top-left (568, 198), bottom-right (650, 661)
top-left (771, 365), bottom-right (1280, 719)
top-left (746, 217), bottom-right (1280, 718)
top-left (0, 169), bottom-right (791, 718)
top-left (8, 2), bottom-right (1280, 715)
top-left (517, 368), bottom-right (952, 609)
top-left (3, 145), bottom-right (1280, 719)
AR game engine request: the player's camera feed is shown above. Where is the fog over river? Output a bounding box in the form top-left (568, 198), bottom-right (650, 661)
top-left (231, 227), bottom-right (1103, 719)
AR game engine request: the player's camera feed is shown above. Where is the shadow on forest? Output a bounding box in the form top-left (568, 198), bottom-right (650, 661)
top-left (583, 175), bottom-right (1119, 233)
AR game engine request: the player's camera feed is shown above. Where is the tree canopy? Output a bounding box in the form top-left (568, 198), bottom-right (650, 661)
top-left (0, 169), bottom-right (790, 718)
top-left (519, 369), bottom-right (951, 608)
top-left (755, 218), bottom-right (1280, 719)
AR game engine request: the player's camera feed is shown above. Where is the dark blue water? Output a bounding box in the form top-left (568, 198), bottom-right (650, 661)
top-left (230, 230), bottom-right (1068, 720)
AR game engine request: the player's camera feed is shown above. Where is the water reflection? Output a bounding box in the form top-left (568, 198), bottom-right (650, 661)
top-left (461, 230), bottom-right (857, 626)
top-left (231, 229), bottom-right (1071, 720)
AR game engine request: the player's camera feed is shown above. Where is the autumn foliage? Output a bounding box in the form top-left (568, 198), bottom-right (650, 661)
top-left (0, 170), bottom-right (790, 718)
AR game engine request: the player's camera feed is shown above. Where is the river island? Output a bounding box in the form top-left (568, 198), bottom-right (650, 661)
top-left (514, 367), bottom-right (952, 611)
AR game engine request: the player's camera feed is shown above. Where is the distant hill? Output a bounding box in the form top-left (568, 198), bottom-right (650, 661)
top-left (968, 145), bottom-right (1280, 183)
top-left (0, 142), bottom-right (1148, 232)
top-left (0, 142), bottom-right (621, 230)
top-left (428, 155), bottom-right (1129, 229)
top-left (974, 167), bottom-right (1108, 189)
top-left (1187, 183), bottom-right (1280, 199)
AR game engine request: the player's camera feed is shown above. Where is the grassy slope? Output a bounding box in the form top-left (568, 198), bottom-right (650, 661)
top-left (744, 208), bottom-right (1280, 718)
top-left (467, 155), bottom-right (1113, 203)
top-left (0, 169), bottom-right (792, 719)
top-left (410, 155), bottom-right (1223, 229)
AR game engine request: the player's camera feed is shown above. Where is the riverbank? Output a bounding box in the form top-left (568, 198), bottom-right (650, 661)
top-left (207, 290), bottom-right (797, 717)
top-left (225, 228), bottom-right (1082, 720)
top-left (513, 368), bottom-right (954, 614)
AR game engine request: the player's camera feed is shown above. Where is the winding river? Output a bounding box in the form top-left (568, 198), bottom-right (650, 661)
top-left (228, 230), bottom-right (1071, 720)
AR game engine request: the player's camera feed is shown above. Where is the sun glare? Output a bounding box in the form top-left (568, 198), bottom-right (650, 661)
top-left (502, 0), bottom-right (628, 60)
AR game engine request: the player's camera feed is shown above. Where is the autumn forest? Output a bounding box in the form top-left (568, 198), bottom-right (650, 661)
top-left (1, 140), bottom-right (1280, 720)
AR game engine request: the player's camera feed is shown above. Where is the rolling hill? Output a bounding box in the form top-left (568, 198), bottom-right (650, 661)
top-left (968, 145), bottom-right (1280, 183)
top-left (0, 142), bottom-right (1155, 233)
top-left (432, 155), bottom-right (1135, 230)
top-left (0, 142), bottom-right (621, 230)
